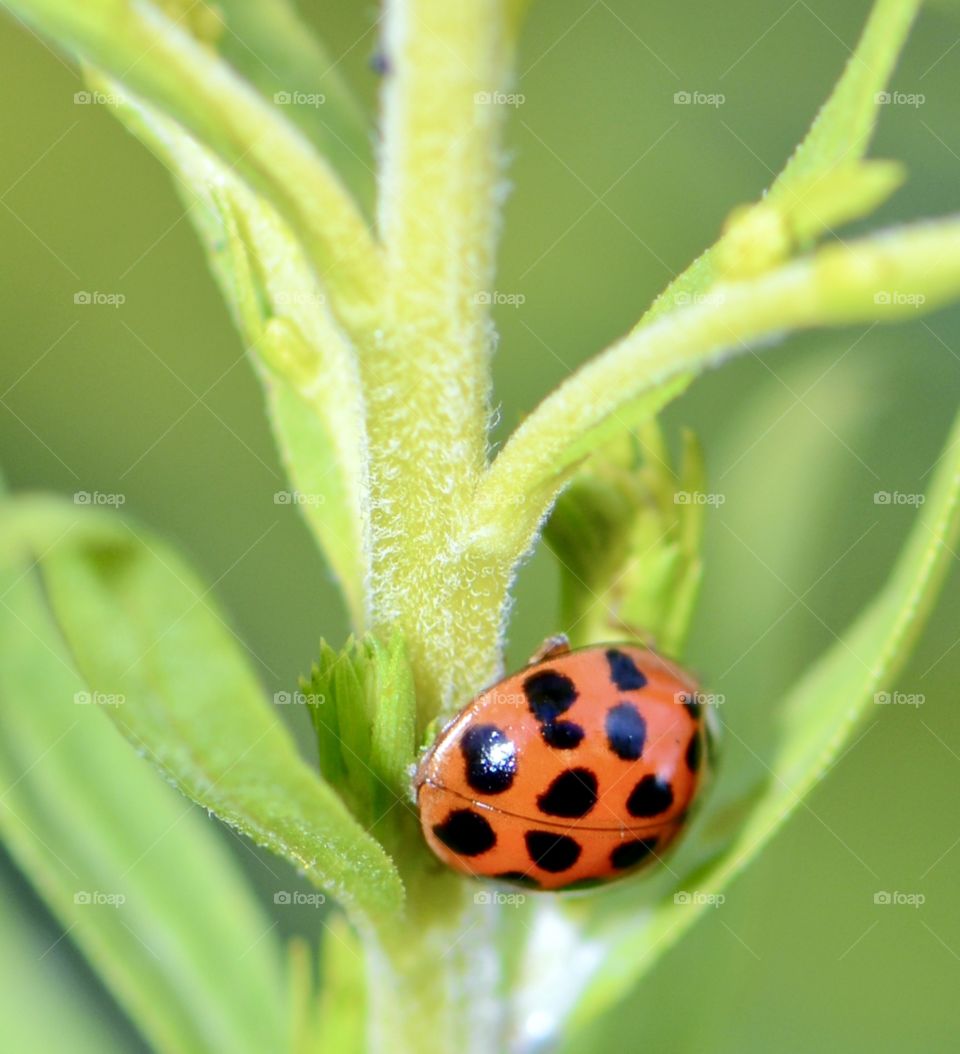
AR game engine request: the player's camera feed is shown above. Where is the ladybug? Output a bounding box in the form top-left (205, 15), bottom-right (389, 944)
top-left (415, 637), bottom-right (713, 890)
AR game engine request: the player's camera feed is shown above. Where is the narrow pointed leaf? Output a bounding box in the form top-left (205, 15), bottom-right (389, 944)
top-left (471, 0), bottom-right (924, 567)
top-left (2, 496), bottom-right (404, 925)
top-left (515, 403), bottom-right (960, 1043)
top-left (0, 544), bottom-right (287, 1053)
top-left (98, 83), bottom-right (371, 630)
top-left (212, 0), bottom-right (375, 209)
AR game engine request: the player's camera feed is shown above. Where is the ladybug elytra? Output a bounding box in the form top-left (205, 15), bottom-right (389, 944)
top-left (415, 638), bottom-right (713, 890)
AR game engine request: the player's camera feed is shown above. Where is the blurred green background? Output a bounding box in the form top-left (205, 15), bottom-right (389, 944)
top-left (2, 0), bottom-right (959, 1050)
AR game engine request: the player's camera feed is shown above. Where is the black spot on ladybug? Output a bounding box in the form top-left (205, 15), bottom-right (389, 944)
top-left (523, 669), bottom-right (578, 723)
top-left (536, 768), bottom-right (598, 818)
top-left (460, 724), bottom-right (517, 794)
top-left (495, 871), bottom-right (541, 889)
top-left (626, 774), bottom-right (674, 817)
top-left (432, 809), bottom-right (496, 856)
top-left (540, 720), bottom-right (585, 749)
top-left (685, 730), bottom-right (702, 773)
top-left (604, 702), bottom-right (647, 760)
top-left (610, 837), bottom-right (658, 869)
top-left (605, 648), bottom-right (647, 691)
top-left (525, 830), bottom-right (582, 873)
top-left (681, 692), bottom-right (702, 721)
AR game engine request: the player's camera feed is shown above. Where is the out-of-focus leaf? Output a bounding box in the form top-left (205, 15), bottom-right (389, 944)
top-left (0, 867), bottom-right (138, 1053)
top-left (473, 215), bottom-right (960, 567)
top-left (212, 0), bottom-right (375, 211)
top-left (313, 916), bottom-right (368, 1053)
top-left (4, 0), bottom-right (379, 307)
top-left (471, 0), bottom-right (923, 571)
top-left (544, 424), bottom-right (704, 658)
top-left (0, 531), bottom-right (287, 1053)
top-left (1, 495), bottom-right (404, 925)
top-left (97, 81), bottom-right (371, 630)
top-left (513, 403), bottom-right (960, 1048)
top-left (644, 0), bottom-right (922, 325)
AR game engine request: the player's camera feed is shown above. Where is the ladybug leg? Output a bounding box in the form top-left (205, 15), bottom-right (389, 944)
top-left (528, 634), bottom-right (571, 665)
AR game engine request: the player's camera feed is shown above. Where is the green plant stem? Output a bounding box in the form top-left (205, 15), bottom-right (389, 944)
top-left (365, 0), bottom-right (523, 722)
top-left (364, 884), bottom-right (504, 1054)
top-left (470, 217), bottom-right (960, 564)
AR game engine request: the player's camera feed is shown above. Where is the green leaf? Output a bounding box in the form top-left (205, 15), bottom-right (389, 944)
top-left (770, 0), bottom-right (921, 197)
top-left (313, 917), bottom-right (369, 1053)
top-left (286, 930), bottom-right (368, 1054)
top-left (470, 0), bottom-right (923, 569)
top-left (305, 640), bottom-right (353, 800)
top-left (305, 635), bottom-right (416, 845)
top-left (211, 0), bottom-right (375, 212)
top-left (96, 81), bottom-right (372, 631)
top-left (0, 867), bottom-right (138, 1053)
top-left (517, 402), bottom-right (960, 1045)
top-left (544, 423), bottom-right (704, 658)
top-left (644, 0), bottom-right (921, 326)
top-left (473, 215), bottom-right (960, 567)
top-left (0, 534), bottom-right (287, 1053)
top-left (3, 495), bottom-right (404, 926)
top-left (718, 160), bottom-right (905, 279)
top-left (5, 0), bottom-right (380, 311)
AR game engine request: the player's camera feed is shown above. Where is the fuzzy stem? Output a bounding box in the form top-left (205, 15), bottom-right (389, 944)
top-left (365, 0), bottom-right (523, 721)
top-left (364, 891), bottom-right (505, 1054)
top-left (469, 218), bottom-right (960, 564)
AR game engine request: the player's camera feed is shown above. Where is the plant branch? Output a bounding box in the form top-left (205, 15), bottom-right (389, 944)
top-left (637, 0), bottom-right (922, 331)
top-left (364, 0), bottom-right (526, 717)
top-left (470, 218), bottom-right (960, 562)
top-left (5, 0), bottom-right (382, 325)
top-left (769, 0), bottom-right (922, 201)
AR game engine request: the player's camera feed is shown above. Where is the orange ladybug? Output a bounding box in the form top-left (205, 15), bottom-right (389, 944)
top-left (415, 638), bottom-right (713, 890)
